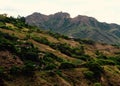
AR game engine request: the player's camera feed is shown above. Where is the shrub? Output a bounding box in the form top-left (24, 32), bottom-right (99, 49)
top-left (10, 66), bottom-right (20, 75)
top-left (22, 62), bottom-right (35, 76)
top-left (44, 64), bottom-right (56, 70)
top-left (94, 83), bottom-right (102, 86)
top-left (82, 39), bottom-right (95, 45)
top-left (59, 62), bottom-right (76, 69)
top-left (74, 54), bottom-right (91, 61)
top-left (95, 50), bottom-right (107, 59)
top-left (0, 22), bottom-right (5, 28)
top-left (18, 43), bottom-right (39, 62)
top-left (56, 70), bottom-right (62, 76)
top-left (32, 36), bottom-right (50, 45)
top-left (0, 67), bottom-right (4, 77)
top-left (22, 51), bottom-right (39, 61)
top-left (109, 56), bottom-right (120, 65)
top-left (84, 70), bottom-right (94, 80)
top-left (44, 53), bottom-right (64, 62)
top-left (96, 59), bottom-right (115, 65)
top-left (85, 61), bottom-right (104, 81)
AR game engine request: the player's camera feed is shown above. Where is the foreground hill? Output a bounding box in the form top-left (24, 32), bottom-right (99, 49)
top-left (1, 14), bottom-right (120, 86)
top-left (26, 12), bottom-right (120, 44)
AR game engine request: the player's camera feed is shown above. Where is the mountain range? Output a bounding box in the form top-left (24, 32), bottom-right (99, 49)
top-left (26, 12), bottom-right (120, 44)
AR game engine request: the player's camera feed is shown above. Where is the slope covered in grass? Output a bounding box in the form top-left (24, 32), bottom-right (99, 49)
top-left (0, 14), bottom-right (120, 86)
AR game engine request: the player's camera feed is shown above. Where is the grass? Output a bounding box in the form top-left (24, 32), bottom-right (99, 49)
top-left (59, 38), bottom-right (80, 47)
top-left (33, 32), bottom-right (59, 43)
top-left (1, 21), bottom-right (120, 86)
top-left (0, 28), bottom-right (26, 39)
top-left (28, 39), bottom-right (78, 63)
top-left (6, 23), bottom-right (17, 28)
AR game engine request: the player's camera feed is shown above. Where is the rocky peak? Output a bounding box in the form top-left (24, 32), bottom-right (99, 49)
top-left (72, 15), bottom-right (98, 26)
top-left (55, 12), bottom-right (70, 18)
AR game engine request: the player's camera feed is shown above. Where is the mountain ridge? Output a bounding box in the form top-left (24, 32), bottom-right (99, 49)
top-left (26, 12), bottom-right (120, 44)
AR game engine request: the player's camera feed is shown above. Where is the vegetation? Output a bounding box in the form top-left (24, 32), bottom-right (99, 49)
top-left (0, 15), bottom-right (120, 86)
top-left (59, 62), bottom-right (76, 69)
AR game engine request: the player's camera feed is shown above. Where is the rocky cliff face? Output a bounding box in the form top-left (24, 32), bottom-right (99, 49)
top-left (26, 12), bottom-right (120, 44)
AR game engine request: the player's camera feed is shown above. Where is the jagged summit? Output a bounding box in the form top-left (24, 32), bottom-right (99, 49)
top-left (26, 12), bottom-right (120, 44)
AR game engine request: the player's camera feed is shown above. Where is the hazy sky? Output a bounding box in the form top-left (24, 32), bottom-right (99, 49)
top-left (0, 0), bottom-right (120, 24)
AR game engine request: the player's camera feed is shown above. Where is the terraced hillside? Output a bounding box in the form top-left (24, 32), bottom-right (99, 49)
top-left (1, 15), bottom-right (120, 86)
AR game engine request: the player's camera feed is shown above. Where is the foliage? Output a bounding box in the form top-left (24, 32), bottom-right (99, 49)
top-left (0, 31), bottom-right (18, 51)
top-left (10, 66), bottom-right (20, 75)
top-left (22, 61), bottom-right (35, 76)
top-left (47, 31), bottom-right (69, 39)
top-left (0, 67), bottom-right (4, 77)
top-left (95, 50), bottom-right (107, 59)
top-left (84, 70), bottom-right (94, 80)
top-left (20, 45), bottom-right (39, 62)
top-left (94, 83), bottom-right (102, 86)
top-left (32, 36), bottom-right (50, 45)
top-left (74, 38), bottom-right (95, 45)
top-left (39, 52), bottom-right (64, 70)
top-left (85, 61), bottom-right (104, 81)
top-left (50, 43), bottom-right (85, 58)
top-left (1, 15), bottom-right (120, 85)
top-left (59, 62), bottom-right (76, 69)
top-left (44, 64), bottom-right (56, 70)
top-left (108, 56), bottom-right (120, 65)
top-left (0, 22), bottom-right (5, 28)
top-left (56, 70), bottom-right (62, 76)
top-left (95, 59), bottom-right (115, 65)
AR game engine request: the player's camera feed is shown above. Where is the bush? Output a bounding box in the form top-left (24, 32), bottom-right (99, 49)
top-left (94, 83), bottom-right (102, 86)
top-left (50, 43), bottom-right (85, 58)
top-left (82, 39), bottom-right (95, 45)
top-left (85, 61), bottom-right (104, 81)
top-left (96, 59), bottom-right (115, 65)
top-left (74, 54), bottom-right (91, 61)
top-left (56, 70), bottom-right (62, 76)
top-left (84, 70), bottom-right (94, 80)
top-left (44, 64), bottom-right (56, 70)
top-left (108, 56), bottom-right (120, 65)
top-left (18, 42), bottom-right (39, 62)
top-left (22, 62), bottom-right (35, 76)
top-left (0, 22), bottom-right (5, 28)
top-left (44, 53), bottom-right (64, 62)
top-left (59, 62), bottom-right (76, 69)
top-left (10, 66), bottom-right (20, 75)
top-left (0, 67), bottom-right (4, 77)
top-left (32, 36), bottom-right (50, 45)
top-left (74, 38), bottom-right (95, 45)
top-left (22, 51), bottom-right (39, 61)
top-left (95, 50), bottom-right (107, 59)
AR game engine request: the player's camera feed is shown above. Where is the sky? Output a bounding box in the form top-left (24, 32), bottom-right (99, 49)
top-left (0, 0), bottom-right (120, 24)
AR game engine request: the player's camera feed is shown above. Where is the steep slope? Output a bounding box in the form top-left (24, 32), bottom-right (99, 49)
top-left (26, 12), bottom-right (120, 44)
top-left (1, 14), bottom-right (120, 86)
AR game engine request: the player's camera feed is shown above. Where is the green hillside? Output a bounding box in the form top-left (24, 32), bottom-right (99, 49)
top-left (1, 14), bottom-right (120, 86)
top-left (26, 12), bottom-right (120, 44)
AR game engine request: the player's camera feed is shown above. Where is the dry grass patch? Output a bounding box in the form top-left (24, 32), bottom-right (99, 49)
top-left (0, 28), bottom-right (26, 39)
top-left (6, 23), bottom-right (17, 28)
top-left (28, 39), bottom-right (78, 62)
top-left (33, 32), bottom-right (59, 43)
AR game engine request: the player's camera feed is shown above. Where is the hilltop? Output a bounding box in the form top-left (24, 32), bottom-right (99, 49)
top-left (1, 14), bottom-right (120, 86)
top-left (26, 12), bottom-right (120, 44)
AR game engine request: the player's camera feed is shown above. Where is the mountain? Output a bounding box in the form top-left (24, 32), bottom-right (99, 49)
top-left (1, 14), bottom-right (120, 86)
top-left (26, 12), bottom-right (120, 44)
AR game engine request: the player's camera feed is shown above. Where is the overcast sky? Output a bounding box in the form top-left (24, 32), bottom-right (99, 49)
top-left (0, 0), bottom-right (120, 24)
